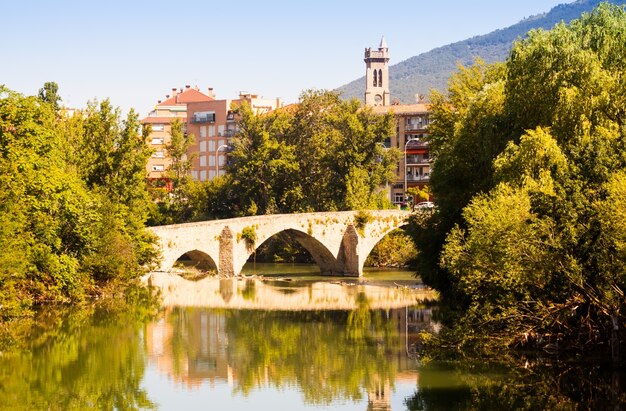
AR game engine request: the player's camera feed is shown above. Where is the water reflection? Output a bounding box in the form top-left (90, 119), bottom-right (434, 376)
top-left (3, 276), bottom-right (625, 409)
top-left (145, 303), bottom-right (435, 409)
top-left (0, 300), bottom-right (156, 410)
top-left (145, 272), bottom-right (432, 310)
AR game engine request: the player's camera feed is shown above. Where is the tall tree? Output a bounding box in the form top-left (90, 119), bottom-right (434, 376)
top-left (417, 3), bottom-right (626, 355)
top-left (37, 81), bottom-right (61, 112)
top-left (227, 90), bottom-right (398, 215)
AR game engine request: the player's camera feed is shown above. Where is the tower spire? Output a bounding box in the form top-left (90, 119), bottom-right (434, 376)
top-left (379, 35), bottom-right (388, 49)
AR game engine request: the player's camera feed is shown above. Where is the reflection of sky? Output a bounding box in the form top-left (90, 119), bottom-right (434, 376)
top-left (141, 363), bottom-right (417, 411)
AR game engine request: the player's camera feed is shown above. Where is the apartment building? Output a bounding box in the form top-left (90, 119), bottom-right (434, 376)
top-left (142, 85), bottom-right (214, 182)
top-left (372, 104), bottom-right (431, 204)
top-left (186, 92), bottom-right (283, 182)
top-left (142, 87), bottom-right (282, 184)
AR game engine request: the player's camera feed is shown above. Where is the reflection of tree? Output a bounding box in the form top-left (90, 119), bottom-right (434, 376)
top-left (404, 360), bottom-right (626, 410)
top-left (225, 308), bottom-right (402, 405)
top-left (0, 288), bottom-right (157, 410)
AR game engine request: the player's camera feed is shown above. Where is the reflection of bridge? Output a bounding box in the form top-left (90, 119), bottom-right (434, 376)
top-left (150, 210), bottom-right (410, 277)
top-left (145, 274), bottom-right (432, 310)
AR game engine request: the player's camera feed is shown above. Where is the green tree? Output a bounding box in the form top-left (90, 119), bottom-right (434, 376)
top-left (415, 3), bottom-right (626, 356)
top-left (228, 101), bottom-right (301, 215)
top-left (227, 90), bottom-right (398, 215)
top-left (166, 118), bottom-right (195, 197)
top-left (0, 88), bottom-right (157, 318)
top-left (37, 81), bottom-right (61, 112)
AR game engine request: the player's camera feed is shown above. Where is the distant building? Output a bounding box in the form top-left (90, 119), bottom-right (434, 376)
top-left (186, 92), bottom-right (283, 182)
top-left (142, 85), bottom-right (214, 182)
top-left (142, 87), bottom-right (283, 184)
top-left (365, 38), bottom-right (431, 206)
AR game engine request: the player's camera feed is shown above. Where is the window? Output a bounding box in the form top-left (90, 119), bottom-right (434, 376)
top-left (378, 69), bottom-right (383, 87)
top-left (209, 156), bottom-right (215, 167)
top-left (226, 111), bottom-right (235, 121)
top-left (373, 69), bottom-right (378, 87)
top-left (209, 170), bottom-right (216, 180)
top-left (191, 170), bottom-right (198, 180)
top-left (218, 125), bottom-right (225, 136)
top-left (208, 125), bottom-right (215, 137)
top-left (200, 126), bottom-right (207, 138)
top-left (200, 156), bottom-right (207, 167)
top-left (151, 138), bottom-right (164, 145)
top-left (153, 150), bottom-right (164, 158)
top-left (192, 111), bottom-right (215, 123)
top-left (152, 165), bottom-right (165, 172)
top-left (200, 170), bottom-right (207, 181)
top-left (152, 124), bottom-right (165, 131)
top-left (394, 193), bottom-right (404, 203)
top-left (208, 140), bottom-right (216, 152)
top-left (218, 155), bottom-right (225, 166)
top-left (200, 141), bottom-right (207, 152)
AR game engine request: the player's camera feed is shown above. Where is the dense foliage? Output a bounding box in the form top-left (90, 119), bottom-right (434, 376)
top-left (0, 86), bottom-right (157, 318)
top-left (228, 90), bottom-right (399, 215)
top-left (414, 4), bottom-right (626, 356)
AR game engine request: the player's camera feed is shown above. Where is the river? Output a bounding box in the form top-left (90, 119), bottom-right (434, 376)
top-left (1, 264), bottom-right (624, 410)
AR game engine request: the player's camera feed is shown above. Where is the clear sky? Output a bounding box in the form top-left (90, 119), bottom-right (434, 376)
top-left (2, 0), bottom-right (568, 116)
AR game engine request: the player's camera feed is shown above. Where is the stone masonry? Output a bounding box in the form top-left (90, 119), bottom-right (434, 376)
top-left (149, 210), bottom-right (410, 277)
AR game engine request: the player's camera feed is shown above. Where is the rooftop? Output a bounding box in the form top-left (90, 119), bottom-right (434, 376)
top-left (371, 103), bottom-right (430, 115)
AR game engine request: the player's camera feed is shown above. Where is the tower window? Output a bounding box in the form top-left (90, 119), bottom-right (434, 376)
top-left (373, 69), bottom-right (378, 87)
top-left (378, 69), bottom-right (383, 87)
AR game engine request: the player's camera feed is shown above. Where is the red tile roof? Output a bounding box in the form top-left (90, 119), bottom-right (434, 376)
top-left (158, 88), bottom-right (214, 106)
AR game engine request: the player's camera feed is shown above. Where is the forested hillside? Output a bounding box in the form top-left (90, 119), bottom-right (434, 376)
top-left (337, 0), bottom-right (626, 103)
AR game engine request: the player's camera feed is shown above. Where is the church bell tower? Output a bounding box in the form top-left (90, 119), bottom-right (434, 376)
top-left (364, 36), bottom-right (390, 106)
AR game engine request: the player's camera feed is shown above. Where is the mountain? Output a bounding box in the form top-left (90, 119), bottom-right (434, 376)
top-left (336, 0), bottom-right (626, 104)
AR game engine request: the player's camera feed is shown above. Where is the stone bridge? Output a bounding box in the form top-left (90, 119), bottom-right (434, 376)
top-left (149, 210), bottom-right (411, 277)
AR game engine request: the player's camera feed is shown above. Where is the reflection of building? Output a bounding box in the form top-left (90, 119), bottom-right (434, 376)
top-left (145, 309), bottom-right (234, 388)
top-left (145, 302), bottom-right (435, 407)
top-left (367, 379), bottom-right (391, 411)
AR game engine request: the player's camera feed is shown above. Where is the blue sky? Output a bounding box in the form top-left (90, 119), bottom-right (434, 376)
top-left (2, 0), bottom-right (567, 115)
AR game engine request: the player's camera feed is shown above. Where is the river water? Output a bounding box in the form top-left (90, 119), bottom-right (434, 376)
top-left (1, 264), bottom-right (625, 410)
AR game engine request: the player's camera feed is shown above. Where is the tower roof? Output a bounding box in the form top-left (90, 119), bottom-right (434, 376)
top-left (379, 36), bottom-right (388, 49)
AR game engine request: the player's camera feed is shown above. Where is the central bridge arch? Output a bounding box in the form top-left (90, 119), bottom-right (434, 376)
top-left (149, 210), bottom-right (411, 277)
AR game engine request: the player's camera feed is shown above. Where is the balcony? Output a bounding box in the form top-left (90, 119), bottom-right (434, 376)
top-left (405, 124), bottom-right (428, 132)
top-left (405, 155), bottom-right (430, 165)
top-left (406, 174), bottom-right (430, 182)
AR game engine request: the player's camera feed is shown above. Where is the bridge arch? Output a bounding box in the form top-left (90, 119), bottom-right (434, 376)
top-left (358, 222), bottom-right (411, 269)
top-left (235, 228), bottom-right (340, 276)
top-left (175, 249), bottom-right (217, 272)
top-left (359, 220), bottom-right (409, 269)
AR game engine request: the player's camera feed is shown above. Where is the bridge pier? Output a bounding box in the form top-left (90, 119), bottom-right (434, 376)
top-left (336, 225), bottom-right (361, 276)
top-left (219, 226), bottom-right (234, 277)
